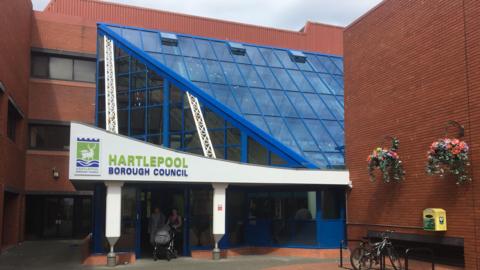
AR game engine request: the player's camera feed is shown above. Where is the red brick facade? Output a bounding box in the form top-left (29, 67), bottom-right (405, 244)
top-left (0, 0), bottom-right (32, 249)
top-left (345, 0), bottom-right (480, 268)
top-left (0, 0), bottom-right (344, 251)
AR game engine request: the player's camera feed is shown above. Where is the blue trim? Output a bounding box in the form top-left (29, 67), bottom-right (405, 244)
top-left (97, 26), bottom-right (316, 168)
top-left (163, 80), bottom-right (170, 147)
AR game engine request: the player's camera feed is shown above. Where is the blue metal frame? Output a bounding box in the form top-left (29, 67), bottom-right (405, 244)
top-left (97, 24), bottom-right (322, 168)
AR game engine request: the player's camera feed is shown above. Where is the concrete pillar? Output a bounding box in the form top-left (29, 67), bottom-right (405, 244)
top-left (105, 181), bottom-right (123, 266)
top-left (212, 183), bottom-right (228, 260)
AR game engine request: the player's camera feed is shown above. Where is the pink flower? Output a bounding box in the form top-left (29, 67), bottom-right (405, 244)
top-left (452, 139), bottom-right (460, 145)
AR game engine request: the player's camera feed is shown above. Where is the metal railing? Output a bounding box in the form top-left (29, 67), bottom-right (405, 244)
top-left (340, 240), bottom-right (436, 270)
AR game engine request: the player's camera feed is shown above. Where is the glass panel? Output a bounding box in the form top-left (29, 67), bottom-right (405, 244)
top-left (161, 42), bottom-right (180, 55)
top-left (320, 95), bottom-right (344, 120)
top-left (306, 54), bottom-right (327, 73)
top-left (255, 66), bottom-right (281, 89)
top-left (331, 57), bottom-right (344, 73)
top-left (232, 53), bottom-right (250, 64)
top-left (195, 39), bottom-right (217, 60)
top-left (131, 72), bottom-right (146, 90)
top-left (204, 59), bottom-right (227, 84)
top-left (210, 130), bottom-right (225, 146)
top-left (274, 50), bottom-right (298, 69)
top-left (190, 189), bottom-right (214, 248)
top-left (148, 88), bottom-right (163, 106)
top-left (193, 81), bottom-right (213, 96)
top-left (303, 152), bottom-right (328, 168)
top-left (214, 147), bottom-right (225, 159)
top-left (245, 46), bottom-right (266, 66)
top-left (118, 110), bottom-right (128, 135)
top-left (288, 70), bottom-right (314, 93)
top-left (227, 191), bottom-right (246, 245)
top-left (302, 93), bottom-right (334, 120)
top-left (163, 55), bottom-right (188, 77)
top-left (97, 95), bottom-right (105, 112)
top-left (304, 119), bottom-right (337, 152)
top-left (269, 90), bottom-right (297, 117)
top-left (122, 28), bottom-right (142, 48)
top-left (130, 108), bottom-right (145, 135)
top-left (326, 153), bottom-right (345, 167)
top-left (178, 37), bottom-right (199, 57)
top-left (116, 187), bottom-right (137, 251)
top-left (170, 133), bottom-right (182, 149)
top-left (184, 57), bottom-right (208, 82)
top-left (74, 59), bottom-right (95, 82)
top-left (132, 58), bottom-right (146, 72)
top-left (316, 55), bottom-right (341, 75)
top-left (226, 128), bottom-right (241, 145)
top-left (115, 56), bottom-right (130, 74)
top-left (204, 109), bottom-right (225, 129)
top-left (231, 86), bottom-right (259, 114)
top-left (238, 64), bottom-right (264, 88)
top-left (29, 124), bottom-right (70, 150)
top-left (284, 118), bottom-right (318, 151)
top-left (270, 152), bottom-right (288, 166)
top-left (271, 68), bottom-right (298, 91)
top-left (322, 120), bottom-right (344, 148)
top-left (131, 90), bottom-right (146, 107)
top-left (169, 107), bottom-right (182, 132)
top-left (117, 93), bottom-right (129, 109)
top-left (248, 137), bottom-right (268, 165)
top-left (322, 189), bottom-right (342, 219)
top-left (249, 88), bottom-right (278, 116)
top-left (220, 62), bottom-right (246, 86)
top-left (296, 59), bottom-right (313, 71)
top-left (141, 31), bottom-right (161, 52)
top-left (210, 41), bottom-right (233, 62)
top-left (31, 55), bottom-right (49, 78)
top-left (244, 114), bottom-right (270, 134)
top-left (210, 84), bottom-right (240, 113)
top-left (285, 92), bottom-right (316, 118)
top-left (227, 147), bottom-right (241, 162)
top-left (336, 96), bottom-right (344, 107)
top-left (258, 48), bottom-right (282, 68)
top-left (147, 107), bottom-right (162, 134)
top-left (49, 57), bottom-right (73, 80)
top-left (184, 132), bottom-right (201, 149)
top-left (319, 74), bottom-right (343, 95)
top-left (147, 135), bottom-right (162, 145)
top-left (264, 117), bottom-right (299, 153)
top-left (304, 72), bottom-right (330, 94)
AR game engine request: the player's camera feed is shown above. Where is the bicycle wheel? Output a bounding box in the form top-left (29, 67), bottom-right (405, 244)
top-left (350, 247), bottom-right (372, 270)
top-left (386, 247), bottom-right (402, 270)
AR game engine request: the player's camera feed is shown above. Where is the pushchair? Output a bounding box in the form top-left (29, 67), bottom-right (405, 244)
top-left (153, 224), bottom-right (177, 261)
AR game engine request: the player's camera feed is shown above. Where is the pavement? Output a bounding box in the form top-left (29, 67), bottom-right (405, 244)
top-left (0, 240), bottom-right (463, 270)
top-left (0, 240), bottom-right (341, 270)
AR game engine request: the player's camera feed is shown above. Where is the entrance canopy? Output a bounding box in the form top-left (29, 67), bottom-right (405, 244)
top-left (69, 122), bottom-right (349, 185)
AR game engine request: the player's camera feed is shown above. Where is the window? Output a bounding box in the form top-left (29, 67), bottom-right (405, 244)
top-left (31, 52), bottom-right (95, 83)
top-left (7, 102), bottom-right (22, 142)
top-left (29, 123), bottom-right (69, 150)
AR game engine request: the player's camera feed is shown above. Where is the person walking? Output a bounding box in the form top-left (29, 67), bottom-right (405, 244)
top-left (148, 207), bottom-right (166, 245)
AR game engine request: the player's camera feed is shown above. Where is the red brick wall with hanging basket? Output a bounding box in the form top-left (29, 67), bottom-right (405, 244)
top-left (344, 0), bottom-right (480, 268)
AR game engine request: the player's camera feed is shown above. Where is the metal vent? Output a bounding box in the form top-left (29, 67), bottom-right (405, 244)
top-left (160, 32), bottom-right (178, 46)
top-left (289, 50), bottom-right (307, 63)
top-left (228, 42), bottom-right (246, 55)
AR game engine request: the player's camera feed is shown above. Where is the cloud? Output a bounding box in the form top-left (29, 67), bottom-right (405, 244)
top-left (32, 0), bottom-right (383, 29)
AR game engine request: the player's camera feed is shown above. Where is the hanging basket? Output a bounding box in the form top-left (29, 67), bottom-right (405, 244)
top-left (425, 121), bottom-right (471, 185)
top-left (367, 136), bottom-right (405, 183)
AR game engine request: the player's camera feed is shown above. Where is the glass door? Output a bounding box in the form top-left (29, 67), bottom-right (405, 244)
top-left (116, 187), bottom-right (138, 252)
top-left (43, 197), bottom-right (74, 238)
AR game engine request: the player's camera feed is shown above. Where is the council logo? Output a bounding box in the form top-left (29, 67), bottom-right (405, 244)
top-left (75, 137), bottom-right (100, 176)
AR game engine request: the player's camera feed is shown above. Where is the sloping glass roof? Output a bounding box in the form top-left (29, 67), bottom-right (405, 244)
top-left (99, 24), bottom-right (345, 168)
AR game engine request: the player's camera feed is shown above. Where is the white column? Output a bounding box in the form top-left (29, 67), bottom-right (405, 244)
top-left (105, 181), bottom-right (123, 253)
top-left (212, 183), bottom-right (228, 250)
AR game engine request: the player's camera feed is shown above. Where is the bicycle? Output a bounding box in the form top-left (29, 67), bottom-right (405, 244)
top-left (350, 231), bottom-right (403, 270)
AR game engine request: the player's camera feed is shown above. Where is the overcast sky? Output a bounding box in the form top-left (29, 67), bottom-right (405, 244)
top-left (31, 0), bottom-right (382, 29)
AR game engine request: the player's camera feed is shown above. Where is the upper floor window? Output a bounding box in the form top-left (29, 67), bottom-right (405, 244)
top-left (31, 52), bottom-right (95, 83)
top-left (7, 100), bottom-right (23, 142)
top-left (29, 123), bottom-right (70, 151)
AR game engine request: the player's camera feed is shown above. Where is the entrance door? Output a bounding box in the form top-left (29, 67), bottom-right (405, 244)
top-left (43, 197), bottom-right (74, 238)
top-left (140, 187), bottom-right (186, 257)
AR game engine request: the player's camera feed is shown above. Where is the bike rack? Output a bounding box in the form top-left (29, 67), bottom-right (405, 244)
top-left (339, 239), bottom-right (366, 268)
top-left (405, 247), bottom-right (435, 270)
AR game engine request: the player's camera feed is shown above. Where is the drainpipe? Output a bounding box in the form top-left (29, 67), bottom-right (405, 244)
top-left (212, 183), bottom-right (228, 260)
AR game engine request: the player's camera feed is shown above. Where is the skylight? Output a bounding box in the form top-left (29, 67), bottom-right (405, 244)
top-left (160, 32), bottom-right (178, 46)
top-left (289, 50), bottom-right (307, 63)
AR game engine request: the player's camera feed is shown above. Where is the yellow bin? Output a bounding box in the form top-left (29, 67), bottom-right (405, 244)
top-left (423, 208), bottom-right (447, 231)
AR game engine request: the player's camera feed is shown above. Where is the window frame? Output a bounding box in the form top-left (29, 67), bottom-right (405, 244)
top-left (28, 121), bottom-right (70, 151)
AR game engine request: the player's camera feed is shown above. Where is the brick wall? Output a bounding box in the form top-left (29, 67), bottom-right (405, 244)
top-left (345, 0), bottom-right (480, 268)
top-left (0, 0), bottom-right (32, 249)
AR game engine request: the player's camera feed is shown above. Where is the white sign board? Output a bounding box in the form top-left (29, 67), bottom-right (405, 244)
top-left (69, 122), bottom-right (350, 185)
